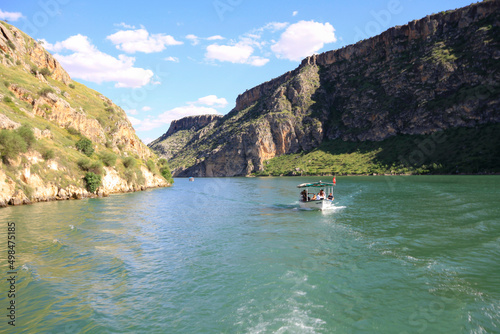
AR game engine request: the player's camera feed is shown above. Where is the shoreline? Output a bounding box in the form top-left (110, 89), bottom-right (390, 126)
top-left (0, 183), bottom-right (171, 208)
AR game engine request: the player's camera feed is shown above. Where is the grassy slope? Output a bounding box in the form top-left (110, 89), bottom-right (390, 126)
top-left (256, 123), bottom-right (500, 176)
top-left (0, 26), bottom-right (172, 195)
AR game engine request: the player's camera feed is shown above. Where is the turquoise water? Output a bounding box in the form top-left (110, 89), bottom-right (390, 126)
top-left (1, 176), bottom-right (499, 333)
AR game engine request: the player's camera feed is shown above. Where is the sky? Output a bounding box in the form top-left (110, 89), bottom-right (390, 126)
top-left (1, 0), bottom-right (477, 144)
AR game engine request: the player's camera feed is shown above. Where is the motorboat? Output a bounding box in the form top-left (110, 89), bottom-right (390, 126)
top-left (297, 180), bottom-right (335, 210)
top-left (189, 177), bottom-right (194, 182)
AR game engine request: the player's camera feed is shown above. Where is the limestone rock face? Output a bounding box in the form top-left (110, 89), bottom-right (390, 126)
top-left (33, 93), bottom-right (107, 143)
top-left (0, 113), bottom-right (20, 130)
top-left (151, 0), bottom-right (500, 177)
top-left (0, 23), bottom-right (71, 85)
top-left (0, 21), bottom-right (170, 207)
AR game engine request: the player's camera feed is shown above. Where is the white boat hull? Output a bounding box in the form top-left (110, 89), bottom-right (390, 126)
top-left (299, 199), bottom-right (333, 211)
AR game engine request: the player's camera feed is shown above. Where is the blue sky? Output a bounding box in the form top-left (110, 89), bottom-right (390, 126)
top-left (1, 0), bottom-right (476, 143)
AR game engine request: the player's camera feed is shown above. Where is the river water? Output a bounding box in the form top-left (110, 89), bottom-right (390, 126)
top-left (1, 176), bottom-right (499, 333)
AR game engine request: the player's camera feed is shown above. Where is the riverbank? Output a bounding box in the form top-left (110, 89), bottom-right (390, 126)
top-left (0, 164), bottom-right (171, 208)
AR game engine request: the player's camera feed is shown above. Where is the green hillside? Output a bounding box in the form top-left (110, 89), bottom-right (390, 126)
top-left (255, 123), bottom-right (500, 176)
top-left (0, 21), bottom-right (172, 205)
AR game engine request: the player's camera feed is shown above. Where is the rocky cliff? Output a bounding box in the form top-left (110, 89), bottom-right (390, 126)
top-left (148, 114), bottom-right (223, 160)
top-left (0, 21), bottom-right (170, 207)
top-left (151, 0), bottom-right (500, 177)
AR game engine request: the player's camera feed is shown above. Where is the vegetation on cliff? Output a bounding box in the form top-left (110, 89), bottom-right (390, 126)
top-left (151, 0), bottom-right (499, 177)
top-left (0, 21), bottom-right (172, 206)
top-left (256, 123), bottom-right (500, 176)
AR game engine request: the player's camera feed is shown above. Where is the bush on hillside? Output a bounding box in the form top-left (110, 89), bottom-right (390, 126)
top-left (38, 87), bottom-right (55, 96)
top-left (77, 158), bottom-right (103, 175)
top-left (122, 156), bottom-right (136, 169)
top-left (99, 151), bottom-right (117, 167)
top-left (158, 158), bottom-right (173, 183)
top-left (83, 172), bottom-right (101, 193)
top-left (0, 130), bottom-right (27, 163)
top-left (39, 68), bottom-right (51, 78)
top-left (75, 138), bottom-right (94, 157)
top-left (146, 159), bottom-right (155, 172)
top-left (42, 148), bottom-right (55, 160)
top-left (17, 125), bottom-right (36, 148)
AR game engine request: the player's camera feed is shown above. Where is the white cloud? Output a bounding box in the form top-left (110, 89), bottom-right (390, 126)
top-left (44, 34), bottom-right (154, 88)
top-left (142, 106), bottom-right (152, 111)
top-left (292, 11), bottom-right (298, 17)
top-left (0, 10), bottom-right (23, 21)
top-left (115, 22), bottom-right (136, 29)
top-left (164, 56), bottom-right (179, 62)
top-left (195, 95), bottom-right (228, 108)
top-left (206, 42), bottom-right (253, 63)
top-left (186, 34), bottom-right (199, 45)
top-left (271, 20), bottom-right (337, 61)
top-left (260, 22), bottom-right (288, 33)
top-left (107, 28), bottom-right (183, 53)
top-left (205, 41), bottom-right (269, 66)
top-left (207, 35), bottom-right (225, 41)
top-left (127, 115), bottom-right (142, 126)
top-left (249, 57), bottom-right (270, 66)
top-left (157, 106), bottom-right (219, 125)
top-left (127, 109), bottom-right (138, 115)
top-left (187, 34), bottom-right (225, 46)
top-left (131, 95), bottom-right (227, 131)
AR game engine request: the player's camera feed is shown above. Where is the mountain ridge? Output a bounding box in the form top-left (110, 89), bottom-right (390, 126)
top-left (150, 0), bottom-right (500, 177)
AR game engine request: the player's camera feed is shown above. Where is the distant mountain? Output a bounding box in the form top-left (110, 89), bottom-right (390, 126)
top-left (151, 0), bottom-right (500, 176)
top-left (0, 21), bottom-right (172, 207)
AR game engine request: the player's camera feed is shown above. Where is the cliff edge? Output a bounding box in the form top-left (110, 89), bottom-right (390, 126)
top-left (0, 21), bottom-right (171, 207)
top-left (151, 0), bottom-right (499, 177)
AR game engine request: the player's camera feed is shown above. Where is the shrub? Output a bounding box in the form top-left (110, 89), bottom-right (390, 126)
top-left (17, 125), bottom-right (36, 148)
top-left (83, 172), bottom-right (102, 193)
top-left (0, 130), bottom-right (27, 163)
top-left (146, 159), bottom-right (155, 172)
top-left (96, 117), bottom-right (105, 126)
top-left (3, 81), bottom-right (9, 87)
top-left (122, 156), bottom-right (136, 169)
top-left (3, 96), bottom-right (12, 103)
top-left (6, 40), bottom-right (15, 50)
top-left (77, 158), bottom-right (103, 175)
top-left (15, 60), bottom-right (21, 66)
top-left (38, 87), bottom-right (55, 96)
top-left (99, 151), bottom-right (116, 167)
top-left (42, 148), bottom-right (55, 160)
top-left (69, 83), bottom-right (75, 89)
top-left (39, 68), bottom-right (51, 78)
top-left (77, 158), bottom-right (92, 170)
top-left (136, 169), bottom-right (145, 185)
top-left (67, 127), bottom-right (81, 136)
top-left (124, 169), bottom-right (135, 183)
top-left (30, 65), bottom-right (39, 75)
top-left (158, 159), bottom-right (173, 183)
top-left (75, 138), bottom-right (94, 157)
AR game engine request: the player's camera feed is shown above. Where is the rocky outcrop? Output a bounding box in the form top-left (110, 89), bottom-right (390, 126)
top-left (0, 113), bottom-right (20, 130)
top-left (151, 0), bottom-right (500, 177)
top-left (165, 114), bottom-right (223, 137)
top-left (148, 114), bottom-right (223, 160)
top-left (0, 22), bottom-right (71, 85)
top-left (0, 21), bottom-right (171, 208)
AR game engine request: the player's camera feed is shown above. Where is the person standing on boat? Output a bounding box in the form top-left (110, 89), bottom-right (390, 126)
top-left (317, 189), bottom-right (326, 200)
top-left (300, 190), bottom-right (308, 202)
top-left (327, 193), bottom-right (334, 200)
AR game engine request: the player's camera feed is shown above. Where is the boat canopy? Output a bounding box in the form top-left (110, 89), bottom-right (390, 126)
top-left (297, 181), bottom-right (335, 188)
